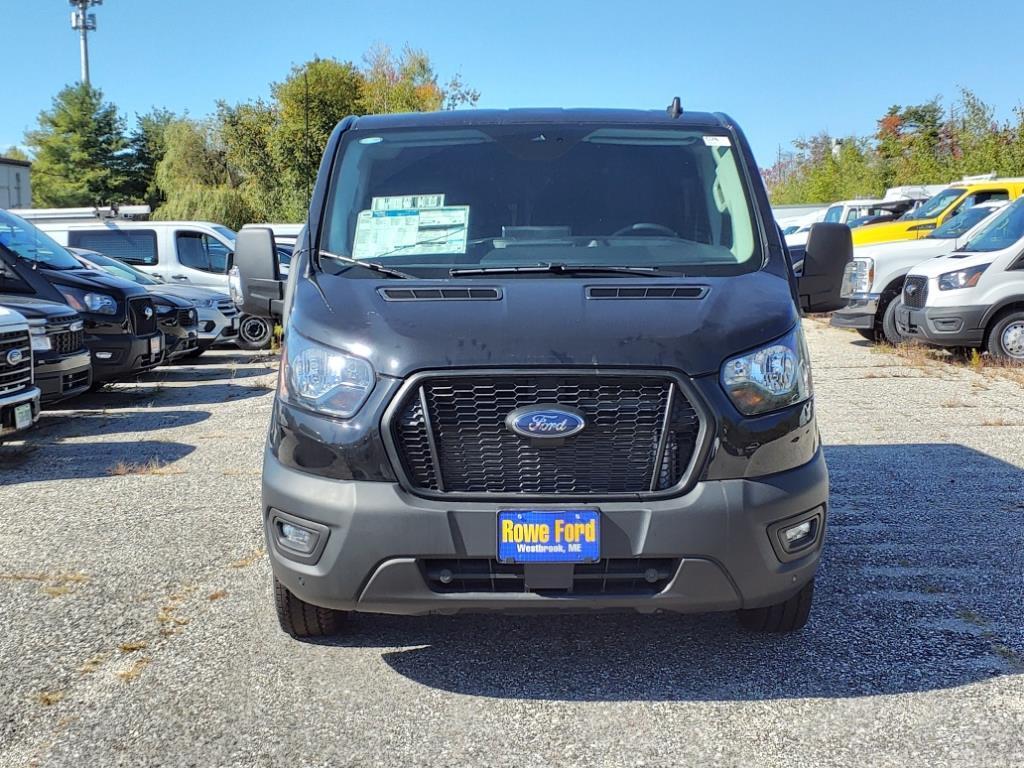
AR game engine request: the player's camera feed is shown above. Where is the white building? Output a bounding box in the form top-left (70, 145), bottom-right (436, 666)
top-left (0, 157), bottom-right (32, 209)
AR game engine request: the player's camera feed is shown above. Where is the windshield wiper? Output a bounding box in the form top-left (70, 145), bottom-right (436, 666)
top-left (317, 249), bottom-right (416, 280)
top-left (449, 262), bottom-right (661, 277)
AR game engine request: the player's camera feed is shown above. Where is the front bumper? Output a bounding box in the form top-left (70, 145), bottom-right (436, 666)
top-left (36, 350), bottom-right (92, 404)
top-left (0, 386), bottom-right (41, 438)
top-left (197, 310), bottom-right (240, 347)
top-left (264, 447), bottom-right (828, 616)
top-left (896, 304), bottom-right (987, 347)
top-left (87, 331), bottom-right (164, 382)
top-left (830, 293), bottom-right (880, 330)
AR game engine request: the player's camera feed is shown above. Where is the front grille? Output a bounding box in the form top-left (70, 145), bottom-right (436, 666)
top-left (217, 299), bottom-right (238, 317)
top-left (128, 297), bottom-right (158, 335)
top-left (0, 330), bottom-right (32, 396)
top-left (422, 558), bottom-right (678, 595)
top-left (48, 328), bottom-right (85, 355)
top-left (390, 373), bottom-right (702, 497)
top-left (62, 369), bottom-right (90, 393)
top-left (903, 276), bottom-right (928, 309)
top-left (177, 309), bottom-right (197, 328)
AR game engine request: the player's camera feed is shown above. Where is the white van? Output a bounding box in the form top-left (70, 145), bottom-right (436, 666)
top-left (831, 201), bottom-right (1007, 343)
top-left (897, 196), bottom-right (1024, 359)
top-left (25, 217), bottom-right (275, 350)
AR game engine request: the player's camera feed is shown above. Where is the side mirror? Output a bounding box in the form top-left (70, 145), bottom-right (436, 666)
top-left (233, 228), bottom-right (284, 318)
top-left (796, 222), bottom-right (852, 313)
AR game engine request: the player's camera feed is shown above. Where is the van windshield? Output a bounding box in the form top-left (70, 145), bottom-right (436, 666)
top-left (962, 198), bottom-right (1024, 252)
top-left (927, 205), bottom-right (997, 239)
top-left (0, 210), bottom-right (81, 270)
top-left (321, 124), bottom-right (762, 277)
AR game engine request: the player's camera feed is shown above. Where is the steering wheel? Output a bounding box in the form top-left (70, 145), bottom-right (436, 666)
top-left (611, 222), bottom-right (680, 238)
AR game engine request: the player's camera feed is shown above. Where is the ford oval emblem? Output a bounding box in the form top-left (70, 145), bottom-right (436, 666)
top-left (6, 348), bottom-right (23, 367)
top-left (506, 405), bottom-right (586, 439)
top-left (144, 306), bottom-right (154, 319)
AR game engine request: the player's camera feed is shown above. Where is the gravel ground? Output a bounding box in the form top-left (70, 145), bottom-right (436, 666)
top-left (1, 323), bottom-right (1022, 768)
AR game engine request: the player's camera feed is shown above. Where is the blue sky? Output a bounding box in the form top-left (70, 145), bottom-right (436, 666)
top-left (4, 0), bottom-right (1024, 167)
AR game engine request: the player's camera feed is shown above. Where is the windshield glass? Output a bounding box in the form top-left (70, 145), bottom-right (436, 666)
top-left (927, 205), bottom-right (997, 239)
top-left (321, 124), bottom-right (762, 277)
top-left (822, 206), bottom-right (843, 224)
top-left (901, 188), bottom-right (964, 221)
top-left (78, 250), bottom-right (160, 285)
top-left (0, 210), bottom-right (81, 270)
top-left (962, 198), bottom-right (1024, 252)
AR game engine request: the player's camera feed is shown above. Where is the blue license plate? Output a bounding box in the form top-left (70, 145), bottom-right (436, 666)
top-left (497, 509), bottom-right (600, 564)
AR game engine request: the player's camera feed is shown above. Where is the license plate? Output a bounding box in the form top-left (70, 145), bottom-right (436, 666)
top-left (14, 403), bottom-right (32, 431)
top-left (150, 336), bottom-right (162, 356)
top-left (497, 509), bottom-right (600, 564)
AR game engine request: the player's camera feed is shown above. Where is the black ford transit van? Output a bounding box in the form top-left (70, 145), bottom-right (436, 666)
top-left (0, 210), bottom-right (163, 383)
top-left (235, 106), bottom-right (850, 638)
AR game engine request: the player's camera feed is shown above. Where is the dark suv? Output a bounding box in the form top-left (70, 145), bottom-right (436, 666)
top-left (0, 296), bottom-right (91, 403)
top-left (0, 210), bottom-right (163, 383)
top-left (235, 106), bottom-right (850, 638)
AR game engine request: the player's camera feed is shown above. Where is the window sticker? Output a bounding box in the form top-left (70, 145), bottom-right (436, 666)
top-left (703, 135), bottom-right (732, 147)
top-left (352, 205), bottom-right (469, 259)
top-left (371, 194), bottom-right (445, 211)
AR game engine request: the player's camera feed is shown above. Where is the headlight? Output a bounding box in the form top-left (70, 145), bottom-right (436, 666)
top-left (29, 322), bottom-right (52, 352)
top-left (228, 266), bottom-right (243, 307)
top-left (281, 329), bottom-right (375, 418)
top-left (938, 264), bottom-right (989, 291)
top-left (721, 325), bottom-right (812, 416)
top-left (56, 286), bottom-right (118, 315)
top-left (841, 258), bottom-right (874, 297)
top-left (197, 298), bottom-right (217, 308)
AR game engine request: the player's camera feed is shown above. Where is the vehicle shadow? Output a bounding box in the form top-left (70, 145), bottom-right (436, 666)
top-left (65, 381), bottom-right (271, 410)
top-left (142, 366), bottom-right (276, 383)
top-left (0, 439), bottom-right (195, 482)
top-left (316, 443), bottom-right (1023, 701)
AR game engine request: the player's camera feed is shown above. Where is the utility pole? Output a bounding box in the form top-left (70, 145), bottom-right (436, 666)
top-left (69, 0), bottom-right (102, 86)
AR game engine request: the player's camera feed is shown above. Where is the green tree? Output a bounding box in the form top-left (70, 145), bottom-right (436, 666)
top-left (25, 84), bottom-right (128, 206)
top-left (2, 146), bottom-right (29, 162)
top-left (123, 108), bottom-right (176, 207)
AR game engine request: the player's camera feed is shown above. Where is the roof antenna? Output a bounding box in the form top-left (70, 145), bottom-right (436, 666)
top-left (667, 96), bottom-right (683, 119)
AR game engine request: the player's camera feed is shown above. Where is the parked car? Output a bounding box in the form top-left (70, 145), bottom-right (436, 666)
top-left (0, 210), bottom-right (163, 383)
top-left (0, 306), bottom-right (40, 440)
top-left (851, 178), bottom-right (1024, 246)
top-left (897, 196), bottom-right (1024, 360)
top-left (69, 248), bottom-right (239, 358)
top-left (831, 201), bottom-right (1007, 343)
top-left (21, 216), bottom-right (275, 351)
top-left (234, 105), bottom-right (851, 638)
top-left (0, 296), bottom-right (91, 403)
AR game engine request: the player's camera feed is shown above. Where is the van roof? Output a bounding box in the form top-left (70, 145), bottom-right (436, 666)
top-left (349, 108), bottom-right (732, 131)
top-left (40, 220), bottom-right (232, 231)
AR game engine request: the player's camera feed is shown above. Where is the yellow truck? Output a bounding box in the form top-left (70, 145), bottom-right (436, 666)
top-left (852, 179), bottom-right (1024, 246)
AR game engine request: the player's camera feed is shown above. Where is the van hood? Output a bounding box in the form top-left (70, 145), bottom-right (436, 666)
top-left (144, 284), bottom-right (228, 302)
top-left (41, 267), bottom-right (151, 299)
top-left (854, 237), bottom-right (952, 262)
top-left (0, 305), bottom-right (26, 327)
top-left (908, 249), bottom-right (999, 279)
top-left (292, 270), bottom-right (799, 378)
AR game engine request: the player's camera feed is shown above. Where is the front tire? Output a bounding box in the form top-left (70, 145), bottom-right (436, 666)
top-left (273, 577), bottom-right (346, 638)
top-left (987, 311), bottom-right (1024, 361)
top-left (880, 297), bottom-right (907, 345)
top-left (237, 315), bottom-right (273, 351)
top-left (737, 579), bottom-right (814, 633)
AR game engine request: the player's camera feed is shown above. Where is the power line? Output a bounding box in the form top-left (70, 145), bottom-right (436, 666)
top-left (69, 0), bottom-right (102, 86)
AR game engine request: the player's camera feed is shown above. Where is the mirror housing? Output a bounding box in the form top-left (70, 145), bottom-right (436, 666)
top-left (795, 223), bottom-right (852, 313)
top-left (234, 227), bottom-right (284, 319)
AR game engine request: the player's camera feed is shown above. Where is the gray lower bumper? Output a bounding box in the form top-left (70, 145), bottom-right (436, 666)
top-left (896, 304), bottom-right (987, 347)
top-left (830, 294), bottom-right (880, 330)
top-left (263, 448), bottom-right (829, 616)
top-left (0, 386), bottom-right (41, 438)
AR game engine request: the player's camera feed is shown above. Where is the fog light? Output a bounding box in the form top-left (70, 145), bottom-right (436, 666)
top-left (277, 521), bottom-right (317, 554)
top-left (95, 351), bottom-right (113, 360)
top-left (783, 520), bottom-right (812, 545)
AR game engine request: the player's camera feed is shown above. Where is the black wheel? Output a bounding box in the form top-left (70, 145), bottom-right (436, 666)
top-left (986, 311), bottom-right (1024, 362)
top-left (273, 576), bottom-right (346, 638)
top-left (880, 297), bottom-right (907, 345)
top-left (237, 315), bottom-right (273, 351)
top-left (737, 579), bottom-right (814, 633)
top-left (856, 328), bottom-right (877, 342)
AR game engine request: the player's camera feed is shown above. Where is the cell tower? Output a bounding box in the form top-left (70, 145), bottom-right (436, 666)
top-left (69, 0), bottom-right (102, 85)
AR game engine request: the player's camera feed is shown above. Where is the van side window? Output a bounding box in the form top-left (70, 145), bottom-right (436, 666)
top-left (68, 229), bottom-right (159, 266)
top-left (175, 232), bottom-right (231, 274)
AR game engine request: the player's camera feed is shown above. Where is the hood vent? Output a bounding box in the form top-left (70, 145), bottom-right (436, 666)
top-left (586, 285), bottom-right (709, 300)
top-left (379, 287), bottom-right (502, 301)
